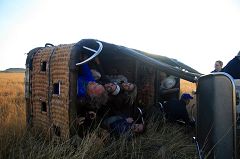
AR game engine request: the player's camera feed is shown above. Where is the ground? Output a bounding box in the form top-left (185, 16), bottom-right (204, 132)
top-left (0, 73), bottom-right (197, 159)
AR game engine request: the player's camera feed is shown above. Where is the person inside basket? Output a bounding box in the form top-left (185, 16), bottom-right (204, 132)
top-left (76, 63), bottom-right (108, 137)
top-left (120, 82), bottom-right (137, 105)
top-left (163, 93), bottom-right (195, 127)
top-left (77, 63), bottom-right (108, 110)
top-left (102, 115), bottom-right (144, 138)
top-left (99, 82), bottom-right (138, 119)
top-left (98, 82), bottom-right (144, 135)
top-left (158, 72), bottom-right (180, 102)
top-left (104, 82), bottom-right (137, 107)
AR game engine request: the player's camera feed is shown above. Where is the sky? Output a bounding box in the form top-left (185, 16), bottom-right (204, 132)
top-left (0, 0), bottom-right (240, 74)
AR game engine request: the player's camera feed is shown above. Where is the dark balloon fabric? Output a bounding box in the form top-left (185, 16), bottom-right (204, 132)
top-left (223, 56), bottom-right (240, 79)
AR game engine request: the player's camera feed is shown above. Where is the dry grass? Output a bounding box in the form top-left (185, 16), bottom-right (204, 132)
top-left (180, 79), bottom-right (197, 120)
top-left (180, 79), bottom-right (196, 96)
top-left (0, 73), bottom-right (197, 159)
top-left (0, 73), bottom-right (25, 134)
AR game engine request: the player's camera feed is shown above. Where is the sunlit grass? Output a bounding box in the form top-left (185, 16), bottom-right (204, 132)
top-left (0, 73), bottom-right (25, 133)
top-left (180, 79), bottom-right (196, 95)
top-left (0, 73), bottom-right (197, 159)
top-left (180, 79), bottom-right (197, 120)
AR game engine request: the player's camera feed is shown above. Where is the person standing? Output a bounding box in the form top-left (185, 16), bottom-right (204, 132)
top-left (211, 60), bottom-right (223, 73)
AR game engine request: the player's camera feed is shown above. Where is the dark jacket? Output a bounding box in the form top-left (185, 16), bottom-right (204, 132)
top-left (211, 69), bottom-right (223, 73)
top-left (163, 99), bottom-right (190, 123)
top-left (98, 87), bottom-right (131, 115)
top-left (98, 87), bottom-right (142, 128)
top-left (109, 117), bottom-right (133, 138)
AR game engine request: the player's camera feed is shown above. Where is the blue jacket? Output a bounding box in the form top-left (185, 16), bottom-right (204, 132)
top-left (77, 64), bottom-right (95, 97)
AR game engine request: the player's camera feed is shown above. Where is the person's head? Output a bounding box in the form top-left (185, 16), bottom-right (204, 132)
top-left (87, 82), bottom-right (105, 96)
top-left (132, 123), bottom-right (144, 133)
top-left (121, 82), bottom-right (135, 92)
top-left (214, 60), bottom-right (223, 72)
top-left (122, 83), bottom-right (137, 105)
top-left (104, 83), bottom-right (120, 95)
top-left (87, 82), bottom-right (108, 108)
top-left (180, 93), bottom-right (193, 105)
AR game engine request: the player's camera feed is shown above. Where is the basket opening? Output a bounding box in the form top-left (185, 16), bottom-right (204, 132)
top-left (41, 102), bottom-right (47, 112)
top-left (53, 82), bottom-right (61, 95)
top-left (40, 61), bottom-right (47, 72)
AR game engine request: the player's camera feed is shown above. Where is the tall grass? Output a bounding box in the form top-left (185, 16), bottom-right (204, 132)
top-left (0, 73), bottom-right (197, 159)
top-left (0, 73), bottom-right (25, 133)
top-left (180, 79), bottom-right (197, 120)
top-left (180, 79), bottom-right (196, 95)
top-left (1, 118), bottom-right (196, 159)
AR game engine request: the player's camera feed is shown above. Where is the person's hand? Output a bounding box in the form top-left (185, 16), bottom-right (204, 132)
top-left (87, 111), bottom-right (96, 120)
top-left (76, 117), bottom-right (85, 125)
top-left (126, 117), bottom-right (134, 123)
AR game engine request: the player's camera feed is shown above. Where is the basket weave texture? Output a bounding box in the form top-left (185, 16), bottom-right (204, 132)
top-left (32, 44), bottom-right (74, 139)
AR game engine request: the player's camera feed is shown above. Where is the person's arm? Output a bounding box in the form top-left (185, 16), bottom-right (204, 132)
top-left (94, 57), bottom-right (111, 84)
top-left (77, 64), bottom-right (95, 97)
top-left (160, 88), bottom-right (179, 95)
top-left (81, 64), bottom-right (95, 81)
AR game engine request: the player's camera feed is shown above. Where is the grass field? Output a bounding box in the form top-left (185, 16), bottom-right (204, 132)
top-left (0, 73), bottom-right (197, 159)
top-left (0, 73), bottom-right (25, 134)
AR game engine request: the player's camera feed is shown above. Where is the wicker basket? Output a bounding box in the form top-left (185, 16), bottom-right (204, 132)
top-left (31, 44), bottom-right (73, 139)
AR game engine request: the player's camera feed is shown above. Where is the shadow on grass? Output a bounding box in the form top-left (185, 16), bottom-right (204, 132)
top-left (0, 114), bottom-right (197, 159)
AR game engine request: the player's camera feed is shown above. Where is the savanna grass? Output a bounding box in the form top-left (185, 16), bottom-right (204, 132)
top-left (0, 73), bottom-right (197, 159)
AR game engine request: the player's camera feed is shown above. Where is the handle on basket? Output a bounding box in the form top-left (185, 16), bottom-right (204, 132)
top-left (45, 43), bottom-right (54, 47)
